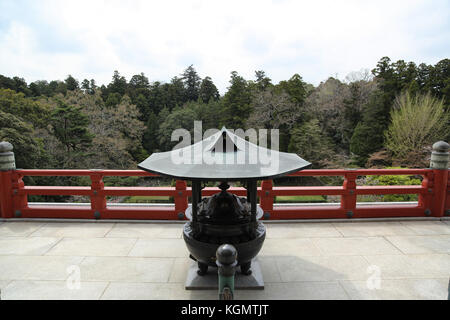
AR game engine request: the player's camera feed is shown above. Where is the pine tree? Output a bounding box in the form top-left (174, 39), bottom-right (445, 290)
top-left (181, 65), bottom-right (201, 102)
top-left (142, 110), bottom-right (160, 153)
top-left (199, 76), bottom-right (219, 103)
top-left (50, 100), bottom-right (93, 166)
top-left (129, 73), bottom-right (150, 90)
top-left (65, 75), bottom-right (79, 91)
top-left (288, 119), bottom-right (333, 168)
top-left (222, 71), bottom-right (251, 129)
top-left (107, 71), bottom-right (127, 96)
top-left (342, 82), bottom-right (363, 148)
top-left (254, 70), bottom-right (272, 91)
top-left (349, 91), bottom-right (387, 166)
top-left (276, 74), bottom-right (307, 106)
top-left (81, 79), bottom-right (90, 92)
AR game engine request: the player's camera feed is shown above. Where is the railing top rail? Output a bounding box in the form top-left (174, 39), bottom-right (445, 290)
top-left (287, 168), bottom-right (432, 176)
top-left (15, 169), bottom-right (159, 177)
top-left (15, 168), bottom-right (433, 177)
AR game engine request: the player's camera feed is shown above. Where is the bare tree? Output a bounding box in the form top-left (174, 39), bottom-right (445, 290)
top-left (247, 88), bottom-right (301, 129)
top-left (344, 68), bottom-right (374, 83)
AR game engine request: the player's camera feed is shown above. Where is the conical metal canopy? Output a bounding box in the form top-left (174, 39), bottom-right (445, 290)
top-left (138, 127), bottom-right (311, 180)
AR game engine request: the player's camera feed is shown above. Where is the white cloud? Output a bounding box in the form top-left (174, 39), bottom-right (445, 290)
top-left (0, 0), bottom-right (448, 93)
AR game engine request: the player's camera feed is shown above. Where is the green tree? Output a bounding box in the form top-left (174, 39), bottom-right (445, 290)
top-left (133, 93), bottom-right (149, 121)
top-left (29, 81), bottom-right (43, 96)
top-left (276, 74), bottom-right (307, 106)
top-left (129, 73), bottom-right (150, 90)
top-left (0, 76), bottom-right (31, 96)
top-left (0, 88), bottom-right (50, 128)
top-left (0, 110), bottom-right (44, 168)
top-left (182, 100), bottom-right (224, 129)
top-left (288, 119), bottom-right (333, 168)
top-left (199, 76), bottom-right (219, 103)
top-left (103, 71), bottom-right (127, 101)
top-left (142, 110), bottom-right (159, 153)
top-left (340, 80), bottom-right (377, 150)
top-left (385, 91), bottom-right (449, 166)
top-left (81, 79), bottom-right (90, 92)
top-left (50, 99), bottom-right (93, 167)
top-left (65, 75), bottom-right (79, 91)
top-left (430, 59), bottom-right (450, 106)
top-left (222, 71), bottom-right (251, 128)
top-left (56, 91), bottom-right (146, 168)
top-left (182, 65), bottom-right (201, 102)
top-left (105, 92), bottom-right (122, 107)
top-left (349, 91), bottom-right (387, 166)
top-left (158, 105), bottom-right (197, 151)
top-left (146, 81), bottom-right (169, 115)
top-left (254, 70), bottom-right (272, 91)
top-left (89, 79), bottom-right (97, 92)
top-left (49, 80), bottom-right (67, 95)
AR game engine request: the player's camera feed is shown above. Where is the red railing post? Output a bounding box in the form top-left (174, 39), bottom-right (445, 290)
top-left (445, 174), bottom-right (450, 216)
top-left (90, 170), bottom-right (106, 219)
top-left (341, 171), bottom-right (357, 218)
top-left (260, 180), bottom-right (273, 219)
top-left (418, 171), bottom-right (433, 214)
top-left (0, 171), bottom-right (13, 218)
top-left (175, 180), bottom-right (188, 219)
top-left (429, 141), bottom-right (449, 217)
top-left (0, 142), bottom-right (16, 218)
top-left (11, 171), bottom-right (28, 217)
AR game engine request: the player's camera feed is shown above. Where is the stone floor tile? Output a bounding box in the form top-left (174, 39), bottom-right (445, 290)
top-left (101, 282), bottom-right (215, 300)
top-left (0, 222), bottom-right (44, 237)
top-left (313, 237), bottom-right (402, 256)
top-left (1, 280), bottom-right (108, 300)
top-left (80, 256), bottom-right (173, 282)
top-left (45, 237), bottom-right (137, 256)
top-left (386, 235), bottom-right (450, 254)
top-left (0, 280), bottom-right (11, 290)
top-left (0, 255), bottom-right (84, 281)
top-left (0, 237), bottom-right (60, 255)
top-left (106, 223), bottom-right (183, 238)
top-left (400, 221), bottom-right (450, 235)
top-left (128, 238), bottom-right (188, 258)
top-left (260, 238), bottom-right (322, 257)
top-left (169, 257), bottom-right (192, 283)
top-left (31, 222), bottom-right (114, 238)
top-left (363, 254), bottom-right (450, 278)
top-left (340, 278), bottom-right (449, 300)
top-left (265, 223), bottom-right (342, 238)
top-left (276, 255), bottom-right (371, 282)
top-left (333, 222), bottom-right (417, 237)
top-left (257, 257), bottom-right (283, 283)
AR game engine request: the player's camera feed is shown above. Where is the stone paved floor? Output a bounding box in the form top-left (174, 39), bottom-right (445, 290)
top-left (0, 219), bottom-right (449, 300)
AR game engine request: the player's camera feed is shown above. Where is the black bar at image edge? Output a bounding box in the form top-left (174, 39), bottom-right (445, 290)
top-left (0, 300), bottom-right (447, 318)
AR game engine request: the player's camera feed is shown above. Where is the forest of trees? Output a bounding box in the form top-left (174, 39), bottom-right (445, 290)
top-left (0, 56), bottom-right (449, 177)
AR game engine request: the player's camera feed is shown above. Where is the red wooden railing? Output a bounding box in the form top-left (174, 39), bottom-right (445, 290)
top-left (0, 167), bottom-right (448, 220)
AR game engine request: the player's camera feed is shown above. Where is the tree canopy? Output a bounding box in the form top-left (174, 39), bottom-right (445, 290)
top-left (0, 57), bottom-right (448, 174)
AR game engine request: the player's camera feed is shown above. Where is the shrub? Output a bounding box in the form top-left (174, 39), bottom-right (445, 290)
top-left (364, 167), bottom-right (421, 202)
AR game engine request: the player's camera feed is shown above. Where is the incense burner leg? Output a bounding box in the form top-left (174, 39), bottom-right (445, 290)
top-left (197, 261), bottom-right (209, 276)
top-left (240, 261), bottom-right (252, 275)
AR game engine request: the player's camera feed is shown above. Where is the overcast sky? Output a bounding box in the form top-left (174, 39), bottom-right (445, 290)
top-left (0, 0), bottom-right (449, 93)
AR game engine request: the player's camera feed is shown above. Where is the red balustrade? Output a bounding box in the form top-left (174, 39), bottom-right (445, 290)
top-left (0, 168), bottom-right (448, 220)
